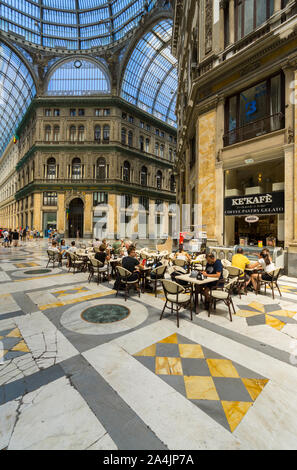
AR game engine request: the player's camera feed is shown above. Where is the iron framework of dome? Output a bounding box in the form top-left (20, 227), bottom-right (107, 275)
top-left (0, 42), bottom-right (36, 155)
top-left (1, 0), bottom-right (157, 50)
top-left (121, 19), bottom-right (177, 127)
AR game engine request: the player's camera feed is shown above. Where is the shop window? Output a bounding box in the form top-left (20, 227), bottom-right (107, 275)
top-left (235, 0), bottom-right (274, 41)
top-left (224, 73), bottom-right (284, 146)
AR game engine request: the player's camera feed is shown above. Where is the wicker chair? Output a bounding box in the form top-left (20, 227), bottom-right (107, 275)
top-left (115, 266), bottom-right (140, 301)
top-left (46, 249), bottom-right (61, 268)
top-left (68, 252), bottom-right (84, 273)
top-left (160, 279), bottom-right (192, 328)
top-left (256, 268), bottom-right (282, 299)
top-left (225, 265), bottom-right (246, 298)
top-left (208, 278), bottom-right (237, 322)
top-left (147, 264), bottom-right (167, 297)
top-left (89, 258), bottom-right (109, 284)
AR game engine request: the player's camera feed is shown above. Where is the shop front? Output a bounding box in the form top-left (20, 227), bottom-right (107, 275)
top-left (224, 159), bottom-right (284, 248)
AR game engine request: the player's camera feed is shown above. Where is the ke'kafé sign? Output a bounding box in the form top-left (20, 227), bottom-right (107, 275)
top-left (224, 191), bottom-right (284, 216)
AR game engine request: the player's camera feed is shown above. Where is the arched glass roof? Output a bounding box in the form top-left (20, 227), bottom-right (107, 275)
top-left (121, 20), bottom-right (177, 127)
top-left (46, 59), bottom-right (111, 95)
top-left (1, 0), bottom-right (157, 50)
top-left (0, 42), bottom-right (36, 156)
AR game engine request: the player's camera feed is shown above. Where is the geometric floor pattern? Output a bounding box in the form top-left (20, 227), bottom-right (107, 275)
top-left (236, 301), bottom-right (297, 331)
top-left (0, 326), bottom-right (30, 361)
top-left (134, 332), bottom-right (269, 433)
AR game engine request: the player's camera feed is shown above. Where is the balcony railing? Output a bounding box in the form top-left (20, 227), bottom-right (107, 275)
top-left (223, 113), bottom-right (285, 147)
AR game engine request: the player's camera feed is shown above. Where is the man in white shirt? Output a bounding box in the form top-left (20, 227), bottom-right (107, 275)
top-left (3, 230), bottom-right (9, 247)
top-left (67, 241), bottom-right (77, 253)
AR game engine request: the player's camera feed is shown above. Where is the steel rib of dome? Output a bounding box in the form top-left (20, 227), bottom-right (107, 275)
top-left (1, 0), bottom-right (157, 50)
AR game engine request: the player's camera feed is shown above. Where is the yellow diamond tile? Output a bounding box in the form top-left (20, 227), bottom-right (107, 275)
top-left (11, 340), bottom-right (30, 353)
top-left (265, 315), bottom-right (285, 331)
top-left (134, 344), bottom-right (156, 357)
top-left (0, 350), bottom-right (8, 359)
top-left (184, 376), bottom-right (220, 401)
top-left (155, 357), bottom-right (183, 375)
top-left (221, 401), bottom-right (253, 433)
top-left (207, 359), bottom-right (240, 378)
top-left (248, 302), bottom-right (265, 313)
top-left (6, 328), bottom-right (22, 338)
top-left (241, 378), bottom-right (269, 401)
top-left (268, 310), bottom-right (296, 318)
top-left (236, 310), bottom-right (263, 318)
top-left (179, 344), bottom-right (204, 359)
top-left (158, 333), bottom-right (178, 344)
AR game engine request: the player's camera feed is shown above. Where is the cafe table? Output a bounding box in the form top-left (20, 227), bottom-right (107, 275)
top-left (176, 274), bottom-right (218, 315)
top-left (109, 257), bottom-right (122, 278)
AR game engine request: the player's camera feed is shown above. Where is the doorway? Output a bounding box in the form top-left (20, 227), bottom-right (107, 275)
top-left (68, 198), bottom-right (84, 238)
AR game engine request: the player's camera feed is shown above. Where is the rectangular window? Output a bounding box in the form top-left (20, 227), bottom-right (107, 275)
top-left (139, 196), bottom-right (149, 211)
top-left (93, 192), bottom-right (108, 205)
top-left (121, 194), bottom-right (132, 209)
top-left (224, 73), bottom-right (284, 146)
top-left (78, 109), bottom-right (85, 116)
top-left (45, 109), bottom-right (51, 116)
top-left (43, 192), bottom-right (57, 206)
top-left (104, 109), bottom-right (110, 116)
top-left (122, 112), bottom-right (127, 119)
top-left (156, 129), bottom-right (160, 136)
top-left (236, 0), bottom-right (273, 40)
top-left (140, 121), bottom-right (144, 128)
top-left (54, 109), bottom-right (60, 116)
top-left (70, 109), bottom-right (76, 116)
top-left (146, 124), bottom-right (151, 131)
top-left (160, 131), bottom-right (165, 138)
top-left (128, 115), bottom-right (134, 123)
top-left (95, 109), bottom-right (102, 116)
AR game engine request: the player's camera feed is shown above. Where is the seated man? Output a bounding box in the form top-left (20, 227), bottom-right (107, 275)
top-left (67, 241), bottom-right (77, 254)
top-left (114, 245), bottom-right (143, 290)
top-left (201, 253), bottom-right (224, 307)
top-left (232, 247), bottom-right (258, 290)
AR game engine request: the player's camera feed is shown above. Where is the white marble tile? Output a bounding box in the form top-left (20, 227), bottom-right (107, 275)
top-left (83, 342), bottom-right (245, 450)
top-left (234, 380), bottom-right (297, 449)
top-left (0, 399), bottom-right (20, 449)
top-left (6, 376), bottom-right (112, 450)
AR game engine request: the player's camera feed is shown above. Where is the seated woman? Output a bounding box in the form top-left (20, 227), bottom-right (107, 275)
top-left (250, 249), bottom-right (276, 291)
top-left (59, 239), bottom-right (69, 258)
top-left (174, 245), bottom-right (191, 263)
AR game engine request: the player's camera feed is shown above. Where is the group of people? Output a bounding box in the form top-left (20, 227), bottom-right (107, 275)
top-left (0, 228), bottom-right (41, 247)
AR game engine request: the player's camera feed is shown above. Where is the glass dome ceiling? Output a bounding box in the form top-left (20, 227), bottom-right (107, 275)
top-left (121, 20), bottom-right (177, 127)
top-left (1, 0), bottom-right (157, 50)
top-left (0, 42), bottom-right (36, 156)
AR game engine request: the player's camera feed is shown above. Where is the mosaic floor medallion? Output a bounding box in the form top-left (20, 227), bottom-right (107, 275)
top-left (134, 333), bottom-right (269, 433)
top-left (23, 269), bottom-right (52, 275)
top-left (236, 301), bottom-right (297, 330)
top-left (81, 304), bottom-right (130, 324)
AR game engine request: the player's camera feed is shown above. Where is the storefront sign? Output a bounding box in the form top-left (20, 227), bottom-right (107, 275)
top-left (224, 191), bottom-right (284, 216)
top-left (245, 216), bottom-right (259, 223)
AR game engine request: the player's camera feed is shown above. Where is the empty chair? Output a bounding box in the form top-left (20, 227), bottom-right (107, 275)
top-left (208, 278), bottom-right (237, 322)
top-left (160, 279), bottom-right (192, 328)
top-left (148, 264), bottom-right (167, 297)
top-left (46, 249), bottom-right (61, 268)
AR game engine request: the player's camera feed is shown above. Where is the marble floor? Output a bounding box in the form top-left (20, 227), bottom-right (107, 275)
top-left (1, 240), bottom-right (297, 450)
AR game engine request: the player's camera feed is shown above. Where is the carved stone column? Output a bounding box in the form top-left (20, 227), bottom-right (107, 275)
top-left (274, 0), bottom-right (282, 13)
top-left (229, 0), bottom-right (235, 45)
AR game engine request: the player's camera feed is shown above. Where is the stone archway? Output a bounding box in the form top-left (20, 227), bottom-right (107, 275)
top-left (68, 198), bottom-right (84, 238)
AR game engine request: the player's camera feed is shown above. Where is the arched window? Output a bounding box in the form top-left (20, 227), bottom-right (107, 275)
top-left (160, 144), bottom-right (164, 158)
top-left (156, 170), bottom-right (162, 189)
top-left (121, 128), bottom-right (127, 145)
top-left (72, 158), bottom-right (81, 179)
top-left (123, 161), bottom-right (130, 182)
top-left (47, 157), bottom-right (56, 179)
top-left (103, 125), bottom-right (110, 142)
top-left (45, 125), bottom-right (51, 142)
top-left (78, 125), bottom-right (84, 142)
top-left (139, 136), bottom-right (144, 151)
top-left (94, 125), bottom-right (101, 142)
top-left (145, 138), bottom-right (150, 153)
top-left (97, 157), bottom-right (106, 180)
top-left (170, 174), bottom-right (176, 192)
top-left (128, 131), bottom-right (133, 147)
top-left (53, 126), bottom-right (60, 142)
top-left (140, 166), bottom-right (148, 186)
top-left (70, 126), bottom-right (76, 142)
top-left (155, 142), bottom-right (159, 156)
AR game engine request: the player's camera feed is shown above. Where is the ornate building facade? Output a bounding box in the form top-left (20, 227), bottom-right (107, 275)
top-left (172, 0), bottom-right (297, 274)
